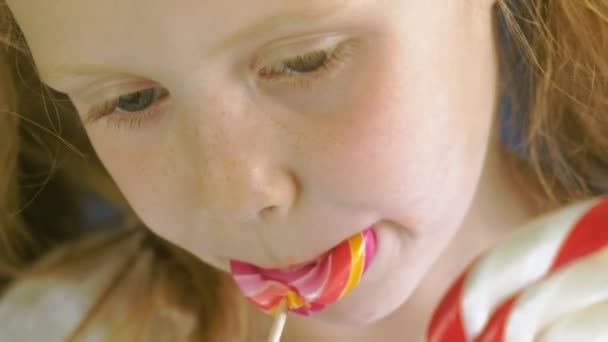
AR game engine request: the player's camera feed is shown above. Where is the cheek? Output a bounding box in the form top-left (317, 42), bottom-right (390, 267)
top-left (86, 130), bottom-right (190, 235)
top-left (305, 36), bottom-right (491, 224)
top-left (86, 129), bottom-right (228, 269)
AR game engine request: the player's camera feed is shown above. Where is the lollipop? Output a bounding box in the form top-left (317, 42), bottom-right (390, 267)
top-left (428, 197), bottom-right (608, 342)
top-left (230, 228), bottom-right (377, 316)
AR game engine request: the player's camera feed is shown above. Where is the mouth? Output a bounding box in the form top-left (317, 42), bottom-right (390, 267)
top-left (230, 227), bottom-right (377, 315)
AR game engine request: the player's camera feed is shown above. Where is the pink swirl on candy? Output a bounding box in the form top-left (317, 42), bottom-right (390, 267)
top-left (230, 228), bottom-right (377, 316)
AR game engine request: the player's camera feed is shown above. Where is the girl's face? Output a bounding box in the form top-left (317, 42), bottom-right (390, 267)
top-left (9, 0), bottom-right (498, 323)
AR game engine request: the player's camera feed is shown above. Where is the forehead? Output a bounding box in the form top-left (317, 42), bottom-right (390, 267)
top-left (6, 0), bottom-right (354, 81)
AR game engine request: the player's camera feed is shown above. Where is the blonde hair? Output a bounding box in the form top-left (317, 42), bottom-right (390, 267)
top-left (0, 0), bottom-right (607, 340)
top-left (498, 0), bottom-right (608, 203)
top-left (0, 35), bottom-right (22, 283)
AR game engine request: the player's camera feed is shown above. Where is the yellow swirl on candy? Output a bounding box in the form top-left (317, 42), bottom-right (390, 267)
top-left (230, 228), bottom-right (376, 316)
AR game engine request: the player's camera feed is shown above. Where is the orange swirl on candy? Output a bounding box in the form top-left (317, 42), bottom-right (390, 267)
top-left (230, 228), bottom-right (377, 316)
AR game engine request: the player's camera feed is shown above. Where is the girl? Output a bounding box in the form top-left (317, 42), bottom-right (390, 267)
top-left (1, 0), bottom-right (607, 341)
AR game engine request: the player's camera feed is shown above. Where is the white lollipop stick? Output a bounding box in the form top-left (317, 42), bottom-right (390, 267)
top-left (268, 302), bottom-right (288, 342)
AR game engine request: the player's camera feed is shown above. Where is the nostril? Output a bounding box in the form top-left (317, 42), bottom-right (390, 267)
top-left (259, 205), bottom-right (279, 219)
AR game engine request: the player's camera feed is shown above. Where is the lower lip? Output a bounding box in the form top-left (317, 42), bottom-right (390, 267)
top-left (230, 227), bottom-right (379, 315)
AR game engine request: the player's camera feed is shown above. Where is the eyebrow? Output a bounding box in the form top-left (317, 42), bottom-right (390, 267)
top-left (40, 1), bottom-right (350, 85)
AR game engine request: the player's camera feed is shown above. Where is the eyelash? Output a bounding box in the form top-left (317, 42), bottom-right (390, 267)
top-left (84, 88), bottom-right (169, 129)
top-left (84, 41), bottom-right (354, 129)
top-left (257, 40), bottom-right (354, 88)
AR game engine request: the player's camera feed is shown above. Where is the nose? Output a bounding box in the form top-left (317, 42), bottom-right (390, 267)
top-left (212, 161), bottom-right (297, 222)
top-left (180, 81), bottom-right (300, 224)
top-left (200, 134), bottom-right (298, 224)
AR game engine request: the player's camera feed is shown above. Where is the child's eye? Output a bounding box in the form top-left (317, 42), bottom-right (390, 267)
top-left (271, 50), bottom-right (329, 75)
top-left (257, 40), bottom-right (355, 88)
top-left (84, 87), bottom-right (169, 129)
top-left (116, 88), bottom-right (168, 113)
top-left (83, 41), bottom-right (355, 129)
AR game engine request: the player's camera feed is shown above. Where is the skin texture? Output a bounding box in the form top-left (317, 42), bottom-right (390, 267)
top-left (8, 0), bottom-right (543, 339)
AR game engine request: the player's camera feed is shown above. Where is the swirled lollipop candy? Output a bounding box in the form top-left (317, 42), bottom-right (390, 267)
top-left (230, 228), bottom-right (377, 316)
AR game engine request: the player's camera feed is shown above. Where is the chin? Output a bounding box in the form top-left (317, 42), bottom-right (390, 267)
top-left (303, 226), bottom-right (427, 326)
top-left (306, 285), bottom-right (412, 326)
